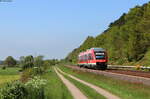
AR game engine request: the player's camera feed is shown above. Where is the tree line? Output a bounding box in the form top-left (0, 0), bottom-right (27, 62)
top-left (0, 56), bottom-right (60, 69)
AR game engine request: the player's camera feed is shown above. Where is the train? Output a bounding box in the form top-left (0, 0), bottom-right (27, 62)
top-left (78, 48), bottom-right (108, 70)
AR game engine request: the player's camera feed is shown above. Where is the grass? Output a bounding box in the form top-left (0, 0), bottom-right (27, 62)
top-left (42, 67), bottom-right (73, 99)
top-left (0, 67), bottom-right (20, 85)
top-left (60, 71), bottom-right (106, 99)
top-left (0, 75), bottom-right (19, 85)
top-left (0, 67), bottom-right (20, 75)
top-left (59, 65), bottom-right (150, 99)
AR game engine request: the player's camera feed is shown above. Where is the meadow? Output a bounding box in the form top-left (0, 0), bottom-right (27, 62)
top-left (0, 67), bottom-right (20, 85)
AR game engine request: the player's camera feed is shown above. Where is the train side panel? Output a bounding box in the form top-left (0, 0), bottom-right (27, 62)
top-left (78, 48), bottom-right (108, 70)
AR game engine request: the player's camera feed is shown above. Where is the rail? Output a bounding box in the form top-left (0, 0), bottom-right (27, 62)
top-left (68, 64), bottom-right (150, 71)
top-left (108, 65), bottom-right (150, 70)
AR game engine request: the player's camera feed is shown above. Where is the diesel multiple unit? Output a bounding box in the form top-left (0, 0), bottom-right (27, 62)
top-left (78, 48), bottom-right (108, 70)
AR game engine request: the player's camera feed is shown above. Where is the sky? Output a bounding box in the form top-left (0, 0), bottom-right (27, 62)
top-left (0, 0), bottom-right (149, 60)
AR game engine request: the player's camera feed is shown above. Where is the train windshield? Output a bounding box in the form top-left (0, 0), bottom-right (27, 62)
top-left (95, 52), bottom-right (105, 59)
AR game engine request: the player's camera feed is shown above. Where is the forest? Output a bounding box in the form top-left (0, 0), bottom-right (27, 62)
top-left (66, 2), bottom-right (150, 66)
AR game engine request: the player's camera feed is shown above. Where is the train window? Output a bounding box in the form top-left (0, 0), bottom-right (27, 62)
top-left (85, 55), bottom-right (87, 61)
top-left (90, 54), bottom-right (93, 60)
top-left (96, 56), bottom-right (105, 59)
top-left (83, 55), bottom-right (85, 61)
top-left (95, 52), bottom-right (105, 59)
top-left (79, 56), bottom-right (82, 62)
top-left (88, 53), bottom-right (93, 60)
top-left (81, 56), bottom-right (83, 61)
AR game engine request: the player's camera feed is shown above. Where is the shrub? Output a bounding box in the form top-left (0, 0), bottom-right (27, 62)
top-left (0, 77), bottom-right (47, 99)
top-left (1, 66), bottom-right (6, 70)
top-left (20, 68), bottom-right (34, 83)
top-left (25, 76), bottom-right (47, 89)
top-left (0, 81), bottom-right (27, 99)
top-left (20, 67), bottom-right (46, 83)
top-left (25, 76), bottom-right (47, 99)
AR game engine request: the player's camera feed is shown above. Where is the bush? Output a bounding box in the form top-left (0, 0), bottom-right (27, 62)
top-left (20, 67), bottom-right (46, 83)
top-left (1, 66), bottom-right (6, 70)
top-left (0, 77), bottom-right (47, 99)
top-left (25, 76), bottom-right (47, 99)
top-left (0, 81), bottom-right (27, 99)
top-left (20, 68), bottom-right (34, 83)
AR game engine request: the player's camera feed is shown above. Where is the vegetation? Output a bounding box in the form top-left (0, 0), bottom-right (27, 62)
top-left (0, 77), bottom-right (47, 99)
top-left (0, 56), bottom-right (70, 99)
top-left (20, 55), bottom-right (34, 70)
top-left (0, 75), bottom-right (19, 85)
top-left (66, 2), bottom-right (150, 66)
top-left (0, 67), bottom-right (20, 85)
top-left (42, 67), bottom-right (73, 99)
top-left (59, 66), bottom-right (150, 99)
top-left (0, 55), bottom-right (49, 99)
top-left (61, 71), bottom-right (106, 99)
top-left (19, 55), bottom-right (60, 82)
top-left (4, 56), bottom-right (17, 67)
top-left (0, 67), bottom-right (20, 75)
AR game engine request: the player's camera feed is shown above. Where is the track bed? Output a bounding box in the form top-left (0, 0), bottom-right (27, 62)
top-left (106, 69), bottom-right (150, 78)
top-left (69, 65), bottom-right (150, 78)
top-left (66, 65), bottom-right (150, 86)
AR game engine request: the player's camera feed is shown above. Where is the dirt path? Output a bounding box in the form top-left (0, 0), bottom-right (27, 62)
top-left (54, 68), bottom-right (87, 99)
top-left (56, 67), bottom-right (120, 99)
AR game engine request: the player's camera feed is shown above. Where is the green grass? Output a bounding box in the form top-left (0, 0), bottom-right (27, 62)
top-left (0, 75), bottom-right (19, 85)
top-left (42, 67), bottom-right (73, 99)
top-left (0, 67), bottom-right (20, 85)
top-left (0, 67), bottom-right (20, 75)
top-left (60, 71), bottom-right (106, 99)
top-left (59, 66), bottom-right (150, 99)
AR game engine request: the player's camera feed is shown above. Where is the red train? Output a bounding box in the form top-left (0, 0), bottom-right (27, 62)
top-left (78, 48), bottom-right (108, 70)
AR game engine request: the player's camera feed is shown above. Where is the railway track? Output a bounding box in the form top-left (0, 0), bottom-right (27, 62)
top-left (68, 65), bottom-right (150, 78)
top-left (66, 65), bottom-right (150, 86)
top-left (105, 69), bottom-right (150, 78)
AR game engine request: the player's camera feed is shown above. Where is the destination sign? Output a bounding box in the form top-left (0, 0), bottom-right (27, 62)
top-left (95, 53), bottom-right (104, 55)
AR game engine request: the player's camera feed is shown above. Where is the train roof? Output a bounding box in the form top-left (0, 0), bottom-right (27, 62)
top-left (90, 48), bottom-right (105, 51)
top-left (79, 48), bottom-right (105, 56)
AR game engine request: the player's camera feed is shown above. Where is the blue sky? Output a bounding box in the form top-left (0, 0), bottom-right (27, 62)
top-left (0, 0), bottom-right (149, 60)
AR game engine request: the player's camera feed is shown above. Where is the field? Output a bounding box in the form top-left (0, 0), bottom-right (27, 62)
top-left (0, 67), bottom-right (20, 85)
top-left (59, 65), bottom-right (150, 99)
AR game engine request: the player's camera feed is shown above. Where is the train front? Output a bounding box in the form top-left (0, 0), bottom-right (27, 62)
top-left (93, 48), bottom-right (108, 70)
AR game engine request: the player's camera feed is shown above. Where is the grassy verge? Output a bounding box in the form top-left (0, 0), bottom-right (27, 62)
top-left (60, 70), bottom-right (106, 99)
top-left (0, 67), bottom-right (20, 85)
top-left (42, 67), bottom-right (73, 99)
top-left (59, 66), bottom-right (150, 99)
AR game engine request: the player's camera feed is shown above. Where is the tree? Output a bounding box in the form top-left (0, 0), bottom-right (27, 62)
top-left (21, 55), bottom-right (34, 70)
top-left (34, 55), bottom-right (44, 67)
top-left (4, 56), bottom-right (17, 67)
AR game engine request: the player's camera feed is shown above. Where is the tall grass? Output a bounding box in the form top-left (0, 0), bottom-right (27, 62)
top-left (42, 67), bottom-right (73, 99)
top-left (59, 66), bottom-right (150, 99)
